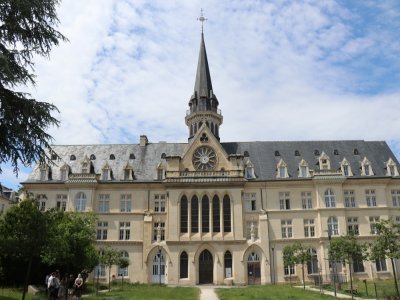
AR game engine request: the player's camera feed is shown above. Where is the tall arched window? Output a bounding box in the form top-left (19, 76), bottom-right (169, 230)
top-left (75, 192), bottom-right (86, 212)
top-left (202, 195), bottom-right (210, 233)
top-left (180, 196), bottom-right (188, 233)
top-left (118, 251), bottom-right (129, 277)
top-left (328, 216), bottom-right (339, 236)
top-left (212, 195), bottom-right (220, 232)
top-left (224, 251), bottom-right (232, 278)
top-left (191, 196), bottom-right (199, 233)
top-left (307, 248), bottom-right (318, 274)
top-left (180, 251), bottom-right (188, 279)
top-left (223, 195), bottom-right (231, 233)
top-left (324, 189), bottom-right (336, 208)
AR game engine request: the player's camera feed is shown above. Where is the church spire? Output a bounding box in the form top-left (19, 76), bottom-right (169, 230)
top-left (185, 10), bottom-right (223, 141)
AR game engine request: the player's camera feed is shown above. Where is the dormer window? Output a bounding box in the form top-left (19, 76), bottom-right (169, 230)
top-left (361, 157), bottom-right (373, 176)
top-left (81, 156), bottom-right (91, 174)
top-left (244, 151), bottom-right (250, 157)
top-left (90, 154), bottom-right (96, 160)
top-left (70, 155), bottom-right (76, 161)
top-left (294, 150), bottom-right (300, 156)
top-left (39, 165), bottom-right (49, 181)
top-left (333, 149), bottom-right (339, 155)
top-left (156, 163), bottom-right (164, 180)
top-left (314, 150), bottom-right (320, 156)
top-left (60, 164), bottom-right (70, 181)
top-left (123, 163), bottom-right (134, 180)
top-left (101, 164), bottom-right (112, 181)
top-left (386, 158), bottom-right (399, 177)
top-left (245, 159), bottom-right (256, 179)
top-left (129, 153), bottom-right (135, 159)
top-left (298, 159), bottom-right (309, 178)
top-left (276, 159), bottom-right (288, 178)
top-left (275, 151), bottom-right (280, 157)
top-left (353, 148), bottom-right (359, 155)
top-left (110, 154), bottom-right (115, 160)
top-left (161, 153), bottom-right (166, 159)
top-left (319, 152), bottom-right (331, 170)
top-left (341, 158), bottom-right (352, 177)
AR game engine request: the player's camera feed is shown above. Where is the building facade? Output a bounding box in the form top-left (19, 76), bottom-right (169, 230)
top-left (23, 32), bottom-right (400, 285)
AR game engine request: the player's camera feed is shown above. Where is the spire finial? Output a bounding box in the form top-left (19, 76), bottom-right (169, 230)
top-left (197, 9), bottom-right (207, 33)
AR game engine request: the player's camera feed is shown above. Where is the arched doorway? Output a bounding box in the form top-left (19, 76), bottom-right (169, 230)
top-left (199, 249), bottom-right (213, 284)
top-left (247, 252), bottom-right (261, 285)
top-left (152, 250), bottom-right (165, 283)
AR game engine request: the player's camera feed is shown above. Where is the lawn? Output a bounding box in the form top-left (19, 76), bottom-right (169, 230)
top-left (216, 284), bottom-right (335, 300)
top-left (0, 288), bottom-right (43, 300)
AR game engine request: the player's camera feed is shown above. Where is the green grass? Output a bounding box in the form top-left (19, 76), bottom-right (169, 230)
top-left (0, 288), bottom-right (45, 300)
top-left (84, 283), bottom-right (199, 300)
top-left (216, 284), bottom-right (335, 300)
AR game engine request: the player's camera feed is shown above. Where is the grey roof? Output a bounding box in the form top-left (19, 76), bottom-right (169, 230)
top-left (0, 184), bottom-right (18, 201)
top-left (193, 33), bottom-right (213, 99)
top-left (25, 140), bottom-right (399, 182)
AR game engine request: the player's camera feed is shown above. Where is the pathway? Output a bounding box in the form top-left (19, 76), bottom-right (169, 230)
top-left (199, 285), bottom-right (218, 300)
top-left (295, 285), bottom-right (374, 299)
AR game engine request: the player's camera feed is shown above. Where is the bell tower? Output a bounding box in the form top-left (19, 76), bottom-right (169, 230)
top-left (185, 10), bottom-right (223, 141)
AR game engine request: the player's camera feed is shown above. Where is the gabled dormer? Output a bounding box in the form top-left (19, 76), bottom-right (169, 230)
top-left (81, 156), bottom-right (91, 174)
top-left (386, 158), bottom-right (399, 177)
top-left (123, 162), bottom-right (135, 180)
top-left (276, 159), bottom-right (288, 178)
top-left (298, 159), bottom-right (310, 178)
top-left (39, 164), bottom-right (51, 181)
top-left (156, 162), bottom-right (164, 181)
top-left (340, 158), bottom-right (353, 177)
top-left (60, 163), bottom-right (70, 181)
top-left (244, 159), bottom-right (256, 179)
top-left (361, 157), bottom-right (374, 176)
top-left (101, 162), bottom-right (112, 181)
top-left (318, 152), bottom-right (331, 170)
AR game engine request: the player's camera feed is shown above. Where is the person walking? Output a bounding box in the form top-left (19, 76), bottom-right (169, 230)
top-left (74, 274), bottom-right (84, 299)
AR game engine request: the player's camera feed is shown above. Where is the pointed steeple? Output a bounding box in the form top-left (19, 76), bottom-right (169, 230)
top-left (185, 13), bottom-right (223, 142)
top-left (193, 33), bottom-right (213, 99)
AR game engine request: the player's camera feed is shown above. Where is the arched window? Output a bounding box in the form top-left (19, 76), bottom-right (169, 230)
top-left (324, 189), bottom-right (336, 208)
top-left (212, 196), bottom-right (220, 233)
top-left (202, 195), bottom-right (210, 233)
top-left (75, 192), bottom-right (86, 212)
top-left (180, 251), bottom-right (188, 279)
top-left (191, 196), bottom-right (199, 233)
top-left (224, 251), bottom-right (232, 278)
top-left (307, 249), bottom-right (318, 274)
top-left (70, 154), bottom-right (76, 161)
top-left (180, 196), bottom-right (188, 233)
top-left (118, 251), bottom-right (129, 277)
top-left (328, 216), bottom-right (339, 236)
top-left (223, 195), bottom-right (231, 233)
top-left (247, 252), bottom-right (260, 262)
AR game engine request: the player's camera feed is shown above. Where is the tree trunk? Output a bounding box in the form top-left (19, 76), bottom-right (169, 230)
top-left (390, 258), bottom-right (400, 298)
top-left (302, 263), bottom-right (305, 289)
top-left (108, 265), bottom-right (111, 291)
top-left (22, 256), bottom-right (33, 300)
top-left (122, 274), bottom-right (124, 290)
top-left (349, 261), bottom-right (354, 300)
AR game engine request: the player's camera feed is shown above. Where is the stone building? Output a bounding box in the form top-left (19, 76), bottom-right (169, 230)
top-left (22, 31), bottom-right (400, 285)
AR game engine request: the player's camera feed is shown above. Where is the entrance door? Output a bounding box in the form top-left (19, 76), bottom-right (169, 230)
top-left (247, 252), bottom-right (261, 285)
top-left (199, 249), bottom-right (213, 284)
top-left (152, 251), bottom-right (165, 283)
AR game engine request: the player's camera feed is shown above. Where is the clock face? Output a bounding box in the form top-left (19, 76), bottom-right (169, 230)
top-left (192, 146), bottom-right (217, 170)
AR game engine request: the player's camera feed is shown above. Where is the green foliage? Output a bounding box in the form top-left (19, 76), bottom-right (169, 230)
top-left (0, 0), bottom-right (67, 174)
top-left (283, 242), bottom-right (311, 288)
top-left (99, 246), bottom-right (122, 291)
top-left (41, 211), bottom-right (99, 274)
top-left (329, 234), bottom-right (366, 264)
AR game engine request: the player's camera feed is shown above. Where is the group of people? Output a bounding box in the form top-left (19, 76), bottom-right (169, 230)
top-left (45, 271), bottom-right (83, 300)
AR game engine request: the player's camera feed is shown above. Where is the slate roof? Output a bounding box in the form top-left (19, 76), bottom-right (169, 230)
top-left (25, 140), bottom-right (399, 182)
top-left (192, 33), bottom-right (214, 99)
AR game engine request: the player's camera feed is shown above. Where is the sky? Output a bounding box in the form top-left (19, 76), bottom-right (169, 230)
top-left (1, 0), bottom-right (400, 190)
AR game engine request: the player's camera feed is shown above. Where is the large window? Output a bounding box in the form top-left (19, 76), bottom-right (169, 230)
top-left (369, 216), bottom-right (380, 235)
top-left (224, 251), bottom-right (232, 278)
top-left (284, 265), bottom-right (295, 276)
top-left (376, 259), bottom-right (387, 272)
top-left (301, 192), bottom-right (312, 209)
top-left (180, 196), bottom-right (188, 233)
top-left (244, 193), bottom-right (257, 212)
top-left (392, 190), bottom-right (400, 207)
top-left (75, 192), bottom-right (87, 212)
top-left (324, 189), bottom-right (336, 208)
top-left (119, 222), bottom-right (130, 240)
top-left (223, 195), bottom-right (231, 233)
top-left (353, 259), bottom-right (365, 273)
top-left (347, 217), bottom-right (359, 235)
top-left (118, 251), bottom-right (129, 277)
top-left (202, 195), bottom-right (210, 233)
top-left (281, 220), bottom-right (293, 238)
top-left (37, 194), bottom-right (46, 211)
top-left (154, 194), bottom-right (166, 212)
top-left (304, 219), bottom-right (315, 237)
top-left (191, 196), bottom-right (199, 233)
top-left (307, 249), bottom-right (318, 274)
top-left (94, 264), bottom-right (106, 277)
top-left (344, 190), bottom-right (356, 208)
top-left (212, 195), bottom-right (220, 233)
top-left (96, 221), bottom-right (108, 240)
top-left (120, 194), bottom-right (132, 212)
top-left (327, 216), bottom-right (339, 236)
top-left (98, 194), bottom-right (110, 213)
top-left (180, 251), bottom-right (188, 279)
top-left (279, 192), bottom-right (290, 210)
top-left (365, 190), bottom-right (377, 207)
top-left (56, 194), bottom-right (67, 211)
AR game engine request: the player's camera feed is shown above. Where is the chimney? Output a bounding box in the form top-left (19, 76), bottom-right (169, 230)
top-left (140, 135), bottom-right (148, 147)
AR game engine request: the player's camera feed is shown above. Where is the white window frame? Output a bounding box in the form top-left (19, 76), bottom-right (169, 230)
top-left (244, 193), bottom-right (257, 212)
top-left (98, 194), bottom-right (110, 213)
top-left (327, 216), bottom-right (339, 236)
top-left (96, 221), bottom-right (108, 240)
top-left (279, 192), bottom-right (290, 210)
top-left (304, 219), bottom-right (315, 237)
top-left (347, 217), bottom-right (359, 235)
top-left (324, 189), bottom-right (336, 208)
top-left (120, 194), bottom-right (132, 212)
top-left (301, 191), bottom-right (312, 209)
top-left (119, 222), bottom-right (131, 240)
top-left (344, 190), bottom-right (356, 208)
top-left (37, 194), bottom-right (47, 211)
top-left (375, 259), bottom-right (387, 272)
top-left (391, 190), bottom-right (400, 207)
top-left (276, 159), bottom-right (288, 178)
top-left (56, 194), bottom-right (67, 211)
top-left (365, 189), bottom-right (377, 207)
top-left (153, 222), bottom-right (166, 241)
top-left (75, 192), bottom-right (87, 212)
top-left (154, 194), bottom-right (166, 212)
top-left (118, 251), bottom-right (129, 277)
top-left (284, 264), bottom-right (295, 276)
top-left (281, 219), bottom-right (293, 238)
top-left (369, 216), bottom-right (380, 235)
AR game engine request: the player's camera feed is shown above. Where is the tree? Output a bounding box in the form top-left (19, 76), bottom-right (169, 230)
top-left (0, 198), bottom-right (49, 300)
top-left (282, 244), bottom-right (297, 286)
top-left (99, 247), bottom-right (121, 291)
top-left (283, 242), bottom-right (311, 289)
top-left (329, 234), bottom-right (366, 300)
top-left (41, 211), bottom-right (99, 275)
top-left (0, 0), bottom-right (67, 174)
top-left (117, 256), bottom-right (130, 289)
top-left (369, 218), bottom-right (400, 298)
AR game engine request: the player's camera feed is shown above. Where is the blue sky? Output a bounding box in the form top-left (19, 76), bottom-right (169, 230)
top-left (1, 0), bottom-right (400, 190)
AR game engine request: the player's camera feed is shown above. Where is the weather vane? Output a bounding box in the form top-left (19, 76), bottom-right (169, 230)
top-left (197, 9), bottom-right (207, 33)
